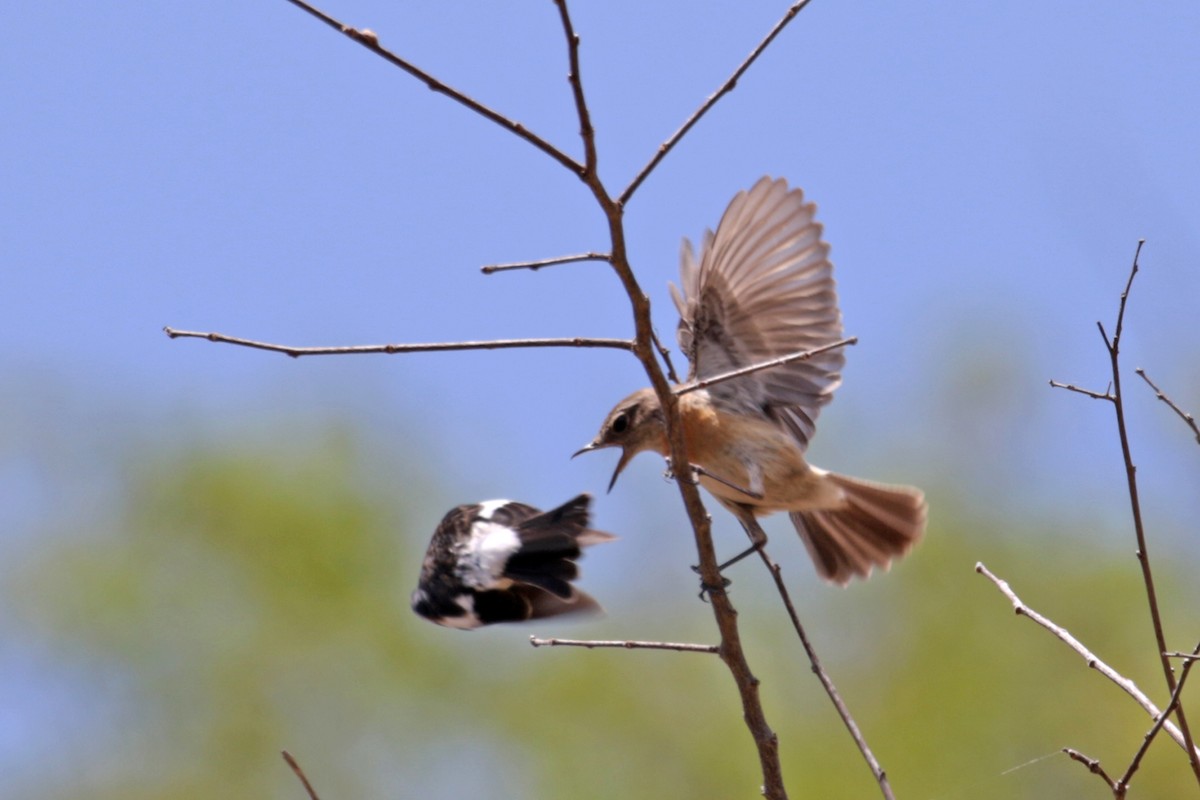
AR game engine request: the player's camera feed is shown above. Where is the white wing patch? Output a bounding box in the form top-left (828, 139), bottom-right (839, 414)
top-left (475, 499), bottom-right (510, 519)
top-left (455, 519), bottom-right (521, 590)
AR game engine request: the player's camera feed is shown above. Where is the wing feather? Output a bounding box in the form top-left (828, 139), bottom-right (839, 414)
top-left (672, 177), bottom-right (844, 449)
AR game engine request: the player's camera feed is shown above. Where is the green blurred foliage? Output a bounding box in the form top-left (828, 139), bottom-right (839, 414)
top-left (6, 425), bottom-right (1197, 799)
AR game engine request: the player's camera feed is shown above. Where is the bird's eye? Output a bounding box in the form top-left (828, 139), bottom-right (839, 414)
top-left (611, 413), bottom-right (629, 435)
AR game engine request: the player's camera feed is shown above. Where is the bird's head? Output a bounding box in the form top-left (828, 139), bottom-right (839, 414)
top-left (573, 387), bottom-right (667, 492)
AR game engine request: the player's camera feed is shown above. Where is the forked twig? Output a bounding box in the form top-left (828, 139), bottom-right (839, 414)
top-left (975, 563), bottom-right (1198, 758)
top-left (163, 327), bottom-right (634, 357)
top-left (619, 0), bottom-right (816, 206)
top-left (530, 636), bottom-right (718, 653)
top-left (1117, 642), bottom-right (1200, 796)
top-left (1095, 243), bottom-right (1198, 781)
top-left (279, 0), bottom-right (584, 177)
top-left (282, 750), bottom-right (322, 800)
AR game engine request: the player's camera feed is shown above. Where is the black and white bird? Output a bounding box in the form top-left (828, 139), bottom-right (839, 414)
top-left (411, 493), bottom-right (615, 629)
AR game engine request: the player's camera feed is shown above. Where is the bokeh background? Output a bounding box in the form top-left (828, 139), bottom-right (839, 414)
top-left (4, 2), bottom-right (1199, 797)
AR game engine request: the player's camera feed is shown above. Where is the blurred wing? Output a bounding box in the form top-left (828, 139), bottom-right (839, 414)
top-left (670, 177), bottom-right (844, 449)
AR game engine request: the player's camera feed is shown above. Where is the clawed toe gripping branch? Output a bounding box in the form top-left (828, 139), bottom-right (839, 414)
top-left (173, 3), bottom-right (890, 799)
top-left (982, 241), bottom-right (1200, 794)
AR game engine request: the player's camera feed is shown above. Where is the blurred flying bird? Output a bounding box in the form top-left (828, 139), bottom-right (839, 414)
top-left (411, 493), bottom-right (614, 629)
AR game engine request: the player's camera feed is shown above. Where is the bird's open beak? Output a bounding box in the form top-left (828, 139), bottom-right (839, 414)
top-left (572, 440), bottom-right (632, 494)
top-left (605, 449), bottom-right (635, 494)
top-left (571, 441), bottom-right (599, 459)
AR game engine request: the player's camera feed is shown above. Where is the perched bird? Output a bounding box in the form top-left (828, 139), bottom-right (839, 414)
top-left (575, 177), bottom-right (926, 585)
top-left (411, 493), bottom-right (615, 629)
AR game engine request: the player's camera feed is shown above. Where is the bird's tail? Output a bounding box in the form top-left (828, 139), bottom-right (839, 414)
top-left (500, 494), bottom-right (616, 621)
top-left (789, 472), bottom-right (926, 585)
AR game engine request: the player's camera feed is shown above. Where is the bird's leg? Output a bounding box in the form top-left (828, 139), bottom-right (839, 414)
top-left (663, 457), bottom-right (764, 500)
top-left (690, 503), bottom-right (769, 598)
top-left (715, 504), bottom-right (769, 572)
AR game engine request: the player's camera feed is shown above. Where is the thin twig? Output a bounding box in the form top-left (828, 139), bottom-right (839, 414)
top-left (735, 511), bottom-right (895, 800)
top-left (163, 327), bottom-right (635, 358)
top-left (1093, 242), bottom-right (1200, 784)
top-left (1137, 369), bottom-right (1200, 445)
top-left (282, 750), bottom-right (322, 800)
top-left (1048, 379), bottom-right (1113, 402)
top-left (651, 328), bottom-right (682, 384)
top-left (1168, 652), bottom-right (1200, 661)
top-left (553, 0), bottom-right (597, 174)
top-left (1117, 642), bottom-right (1200, 796)
top-left (530, 636), bottom-right (718, 653)
top-left (675, 338), bottom-right (857, 397)
top-left (619, 0), bottom-right (817, 206)
top-left (279, 0), bottom-right (584, 177)
top-left (975, 562), bottom-right (1198, 759)
top-left (1062, 748), bottom-right (1117, 793)
top-left (481, 252), bottom-right (610, 274)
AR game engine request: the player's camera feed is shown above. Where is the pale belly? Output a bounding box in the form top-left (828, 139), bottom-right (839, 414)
top-left (678, 395), bottom-right (843, 513)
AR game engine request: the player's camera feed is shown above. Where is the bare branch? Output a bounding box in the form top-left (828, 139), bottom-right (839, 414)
top-left (481, 252), bottom-right (610, 275)
top-left (1093, 244), bottom-right (1200, 782)
top-left (1137, 369), bottom-right (1200, 445)
top-left (1168, 652), bottom-right (1200, 661)
top-left (975, 563), bottom-right (1200, 760)
top-left (282, 750), bottom-right (322, 800)
top-left (1048, 379), bottom-right (1114, 402)
top-left (163, 327), bottom-right (634, 358)
top-left (279, 0), bottom-right (584, 177)
top-left (735, 510), bottom-right (895, 800)
top-left (1062, 748), bottom-right (1117, 793)
top-left (530, 636), bottom-right (718, 653)
top-left (651, 328), bottom-right (682, 384)
top-left (675, 338), bottom-right (857, 397)
top-left (1118, 642), bottom-right (1200, 795)
top-left (1109, 239), bottom-right (1144, 353)
top-left (553, 0), bottom-right (597, 174)
top-left (620, 0), bottom-right (817, 206)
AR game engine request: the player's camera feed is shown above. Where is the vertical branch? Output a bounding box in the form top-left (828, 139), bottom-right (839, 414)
top-left (553, 4), bottom-right (790, 796)
top-left (1098, 242), bottom-right (1200, 784)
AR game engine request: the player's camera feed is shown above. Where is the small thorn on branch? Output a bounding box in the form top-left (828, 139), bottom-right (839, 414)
top-left (341, 26), bottom-right (379, 47)
top-left (529, 636), bottom-right (718, 653)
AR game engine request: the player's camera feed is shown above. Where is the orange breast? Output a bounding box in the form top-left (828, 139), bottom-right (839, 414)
top-left (675, 391), bottom-right (817, 511)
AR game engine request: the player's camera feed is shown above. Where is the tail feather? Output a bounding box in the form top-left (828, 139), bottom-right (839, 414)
top-left (790, 472), bottom-right (926, 585)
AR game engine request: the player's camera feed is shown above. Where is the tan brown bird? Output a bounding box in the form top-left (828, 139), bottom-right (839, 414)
top-left (575, 177), bottom-right (926, 585)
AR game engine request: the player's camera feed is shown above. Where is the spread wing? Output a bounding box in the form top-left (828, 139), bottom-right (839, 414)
top-left (669, 177), bottom-right (844, 450)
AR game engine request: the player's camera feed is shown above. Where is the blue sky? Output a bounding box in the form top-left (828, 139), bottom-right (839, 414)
top-left (6, 1), bottom-right (1197, 533)
top-left (4, 2), bottom-right (1200, 793)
